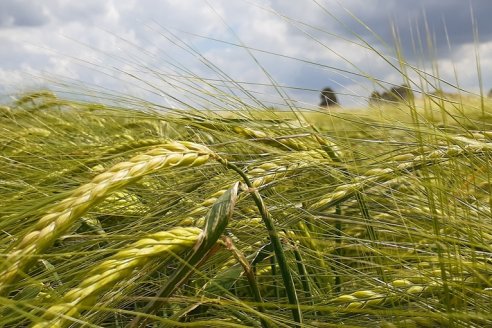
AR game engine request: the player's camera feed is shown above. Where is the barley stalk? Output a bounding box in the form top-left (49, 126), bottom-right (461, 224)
top-left (231, 125), bottom-right (310, 151)
top-left (103, 137), bottom-right (170, 155)
top-left (130, 183), bottom-right (239, 327)
top-left (32, 226), bottom-right (202, 328)
top-left (187, 160), bottom-right (308, 220)
top-left (248, 161), bottom-right (309, 188)
top-left (0, 141), bottom-right (214, 295)
top-left (331, 278), bottom-right (437, 310)
top-left (41, 137), bottom-right (170, 184)
top-left (330, 266), bottom-right (492, 312)
top-left (310, 141), bottom-right (492, 212)
top-left (218, 159), bottom-right (303, 325)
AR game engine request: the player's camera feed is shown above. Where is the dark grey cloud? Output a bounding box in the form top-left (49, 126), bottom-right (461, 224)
top-left (260, 0), bottom-right (492, 103)
top-left (0, 1), bottom-right (119, 29)
top-left (0, 1), bottom-right (49, 27)
top-left (333, 0), bottom-right (492, 58)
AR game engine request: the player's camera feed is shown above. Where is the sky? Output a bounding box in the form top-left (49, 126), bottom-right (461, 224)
top-left (1, 0), bottom-right (492, 108)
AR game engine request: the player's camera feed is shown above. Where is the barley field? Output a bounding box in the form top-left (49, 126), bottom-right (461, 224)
top-left (1, 4), bottom-right (492, 326)
top-left (0, 86), bottom-right (491, 328)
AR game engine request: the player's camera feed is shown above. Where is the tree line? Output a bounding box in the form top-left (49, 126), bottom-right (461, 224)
top-left (318, 85), bottom-right (492, 108)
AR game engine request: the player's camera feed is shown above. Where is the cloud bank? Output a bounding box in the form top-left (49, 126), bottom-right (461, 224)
top-left (1, 0), bottom-right (491, 108)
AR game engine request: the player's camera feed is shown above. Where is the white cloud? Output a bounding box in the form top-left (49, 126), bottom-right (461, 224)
top-left (432, 40), bottom-right (492, 95)
top-left (0, 0), bottom-right (491, 107)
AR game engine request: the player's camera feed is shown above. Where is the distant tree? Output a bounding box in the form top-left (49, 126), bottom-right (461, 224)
top-left (488, 88), bottom-right (492, 98)
top-left (319, 87), bottom-right (339, 107)
top-left (373, 84), bottom-right (413, 103)
top-left (390, 85), bottom-right (412, 101)
top-left (431, 89), bottom-right (445, 97)
top-left (369, 91), bottom-right (382, 105)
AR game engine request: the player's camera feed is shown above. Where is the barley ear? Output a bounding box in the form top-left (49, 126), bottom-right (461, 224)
top-left (130, 182), bottom-right (240, 327)
top-left (32, 226), bottom-right (202, 328)
top-left (0, 141), bottom-right (214, 295)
